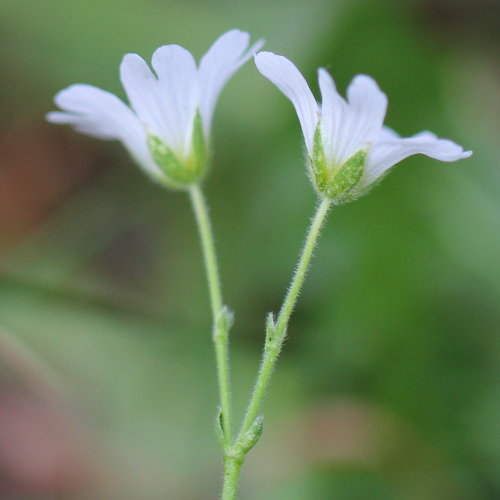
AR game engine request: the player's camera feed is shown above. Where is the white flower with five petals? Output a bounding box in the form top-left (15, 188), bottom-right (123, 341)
top-left (47, 30), bottom-right (264, 188)
top-left (255, 51), bottom-right (472, 204)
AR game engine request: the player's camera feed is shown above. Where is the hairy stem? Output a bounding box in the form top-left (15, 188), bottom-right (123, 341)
top-left (189, 184), bottom-right (233, 447)
top-left (222, 196), bottom-right (332, 499)
top-left (221, 456), bottom-right (243, 500)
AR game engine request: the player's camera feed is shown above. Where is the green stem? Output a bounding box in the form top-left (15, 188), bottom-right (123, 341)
top-left (221, 456), bottom-right (243, 500)
top-left (189, 184), bottom-right (233, 447)
top-left (222, 197), bottom-right (332, 499)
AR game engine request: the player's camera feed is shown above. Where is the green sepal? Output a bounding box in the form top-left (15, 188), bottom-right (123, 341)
top-left (324, 149), bottom-right (367, 203)
top-left (147, 110), bottom-right (208, 187)
top-left (310, 125), bottom-right (328, 187)
top-left (309, 120), bottom-right (369, 203)
top-left (191, 110), bottom-right (207, 177)
top-left (147, 134), bottom-right (186, 185)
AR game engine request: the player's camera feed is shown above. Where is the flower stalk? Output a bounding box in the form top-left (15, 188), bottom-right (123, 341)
top-left (221, 196), bottom-right (332, 499)
top-left (189, 184), bottom-right (233, 447)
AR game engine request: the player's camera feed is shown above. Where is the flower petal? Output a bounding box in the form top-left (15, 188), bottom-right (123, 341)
top-left (329, 75), bottom-right (387, 166)
top-left (119, 53), bottom-right (167, 140)
top-left (46, 84), bottom-right (160, 176)
top-left (255, 51), bottom-right (318, 154)
top-left (358, 129), bottom-right (473, 188)
top-left (151, 45), bottom-right (198, 156)
top-left (198, 29), bottom-right (264, 136)
top-left (318, 68), bottom-right (348, 165)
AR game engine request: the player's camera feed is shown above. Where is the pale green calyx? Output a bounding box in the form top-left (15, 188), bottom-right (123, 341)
top-left (310, 125), bottom-right (368, 204)
top-left (147, 111), bottom-right (208, 188)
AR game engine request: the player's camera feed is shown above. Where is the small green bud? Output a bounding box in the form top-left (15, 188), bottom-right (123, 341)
top-left (236, 416), bottom-right (264, 455)
top-left (147, 110), bottom-right (208, 187)
top-left (310, 124), bottom-right (368, 204)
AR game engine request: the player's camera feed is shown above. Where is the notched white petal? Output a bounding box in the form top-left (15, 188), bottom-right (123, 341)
top-left (46, 111), bottom-right (76, 124)
top-left (318, 68), bottom-right (348, 165)
top-left (151, 44), bottom-right (199, 156)
top-left (330, 74), bottom-right (387, 165)
top-left (119, 53), bottom-right (167, 139)
top-left (255, 51), bottom-right (318, 154)
top-left (359, 130), bottom-right (472, 189)
top-left (318, 68), bottom-right (339, 107)
top-left (50, 84), bottom-right (136, 138)
top-left (347, 75), bottom-right (388, 116)
top-left (346, 74), bottom-right (388, 143)
top-left (198, 29), bottom-right (264, 136)
top-left (47, 83), bottom-right (161, 177)
top-left (401, 131), bottom-right (473, 161)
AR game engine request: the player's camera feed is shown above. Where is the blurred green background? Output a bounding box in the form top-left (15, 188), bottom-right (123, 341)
top-left (0, 0), bottom-right (499, 498)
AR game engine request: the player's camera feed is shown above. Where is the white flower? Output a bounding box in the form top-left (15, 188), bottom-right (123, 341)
top-left (47, 30), bottom-right (264, 187)
top-left (255, 51), bottom-right (472, 203)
